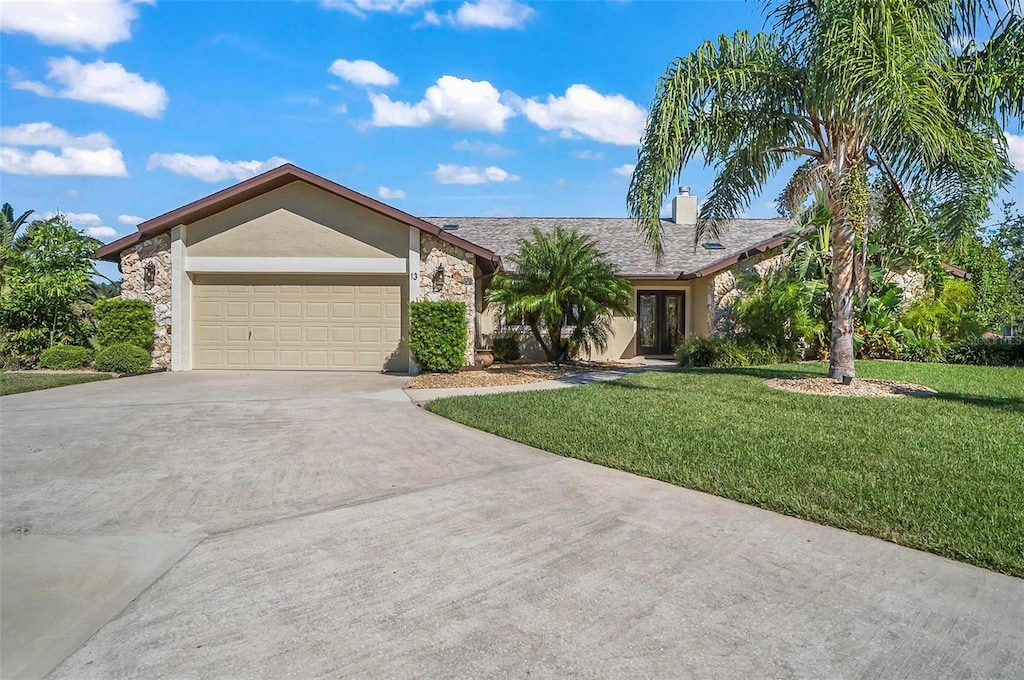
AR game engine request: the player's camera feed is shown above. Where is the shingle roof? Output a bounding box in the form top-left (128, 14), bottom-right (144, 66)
top-left (422, 217), bottom-right (794, 278)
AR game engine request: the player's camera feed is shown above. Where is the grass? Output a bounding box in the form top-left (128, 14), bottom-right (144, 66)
top-left (0, 371), bottom-right (113, 396)
top-left (427, 361), bottom-right (1024, 577)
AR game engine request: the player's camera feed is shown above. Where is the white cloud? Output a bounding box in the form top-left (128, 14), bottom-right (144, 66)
top-left (0, 122), bottom-right (128, 177)
top-left (334, 104), bottom-right (349, 114)
top-left (146, 153), bottom-right (289, 182)
top-left (517, 84), bottom-right (647, 146)
top-left (377, 186), bottom-right (407, 200)
top-left (118, 214), bottom-right (145, 225)
top-left (44, 211), bottom-right (103, 227)
top-left (1007, 133), bottom-right (1024, 171)
top-left (0, 122), bottom-right (113, 150)
top-left (431, 163), bottom-right (519, 184)
top-left (87, 226), bottom-right (118, 239)
top-left (452, 139), bottom-right (516, 157)
top-left (612, 163), bottom-right (635, 176)
top-left (320, 0), bottom-right (431, 17)
top-left (0, 0), bottom-right (145, 50)
top-left (555, 177), bottom-right (568, 188)
top-left (572, 150), bottom-right (604, 161)
top-left (370, 76), bottom-right (514, 132)
top-left (328, 59), bottom-right (398, 87)
top-left (11, 57), bottom-right (168, 118)
top-left (449, 0), bottom-right (533, 29)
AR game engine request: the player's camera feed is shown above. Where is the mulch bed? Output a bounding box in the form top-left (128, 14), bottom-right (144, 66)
top-left (765, 376), bottom-right (937, 398)
top-left (404, 361), bottom-right (640, 389)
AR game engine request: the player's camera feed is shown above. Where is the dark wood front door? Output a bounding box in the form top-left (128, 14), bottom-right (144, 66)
top-left (637, 291), bottom-right (685, 355)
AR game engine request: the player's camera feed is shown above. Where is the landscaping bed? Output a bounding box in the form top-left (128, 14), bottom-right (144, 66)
top-left (404, 361), bottom-right (642, 389)
top-left (427, 361), bottom-right (1024, 577)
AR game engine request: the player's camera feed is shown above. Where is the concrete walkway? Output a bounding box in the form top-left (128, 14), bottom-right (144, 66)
top-left (406, 359), bottom-right (675, 404)
top-left (2, 371), bottom-right (1022, 679)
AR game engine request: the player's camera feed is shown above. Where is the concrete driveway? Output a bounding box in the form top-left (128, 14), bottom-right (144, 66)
top-left (2, 372), bottom-right (1021, 678)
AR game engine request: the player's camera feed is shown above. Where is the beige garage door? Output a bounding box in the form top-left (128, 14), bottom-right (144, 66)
top-left (192, 275), bottom-right (405, 371)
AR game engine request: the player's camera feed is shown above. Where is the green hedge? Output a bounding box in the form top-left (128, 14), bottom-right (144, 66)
top-left (39, 345), bottom-right (93, 369)
top-left (492, 335), bottom-right (521, 362)
top-left (94, 298), bottom-right (156, 349)
top-left (408, 301), bottom-right (467, 373)
top-left (94, 343), bottom-right (152, 373)
top-left (945, 338), bottom-right (1024, 367)
top-left (675, 336), bottom-right (795, 368)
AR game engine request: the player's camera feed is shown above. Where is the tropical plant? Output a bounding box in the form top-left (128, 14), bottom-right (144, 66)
top-left (485, 227), bottom-right (633, 364)
top-left (855, 284), bottom-right (917, 358)
top-left (0, 202), bottom-right (35, 293)
top-left (0, 215), bottom-right (101, 360)
top-left (628, 0), bottom-right (1022, 379)
top-left (732, 274), bottom-right (823, 352)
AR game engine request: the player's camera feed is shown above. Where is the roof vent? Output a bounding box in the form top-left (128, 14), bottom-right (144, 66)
top-left (701, 242), bottom-right (726, 250)
top-left (442, 223), bottom-right (460, 231)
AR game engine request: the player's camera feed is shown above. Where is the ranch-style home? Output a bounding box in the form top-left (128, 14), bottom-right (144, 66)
top-left (95, 163), bottom-right (795, 372)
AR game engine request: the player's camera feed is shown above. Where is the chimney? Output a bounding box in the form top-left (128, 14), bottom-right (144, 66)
top-left (671, 186), bottom-right (697, 225)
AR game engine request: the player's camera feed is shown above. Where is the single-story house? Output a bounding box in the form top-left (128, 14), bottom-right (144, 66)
top-left (95, 163), bottom-right (797, 372)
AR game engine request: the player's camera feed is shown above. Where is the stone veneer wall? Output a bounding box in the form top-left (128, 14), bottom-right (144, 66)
top-left (419, 233), bottom-right (476, 365)
top-left (119, 233), bottom-right (172, 369)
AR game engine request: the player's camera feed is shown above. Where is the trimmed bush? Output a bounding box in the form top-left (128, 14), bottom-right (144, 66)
top-left (94, 298), bottom-right (156, 349)
top-left (675, 336), bottom-right (794, 368)
top-left (39, 345), bottom-right (93, 369)
top-left (94, 343), bottom-right (152, 373)
top-left (492, 335), bottom-right (521, 362)
top-left (408, 301), bottom-right (467, 373)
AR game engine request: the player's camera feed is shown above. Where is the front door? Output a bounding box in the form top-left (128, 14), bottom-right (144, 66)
top-left (637, 291), bottom-right (685, 355)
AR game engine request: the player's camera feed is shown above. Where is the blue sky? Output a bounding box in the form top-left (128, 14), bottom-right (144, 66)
top-left (2, 0), bottom-right (1022, 282)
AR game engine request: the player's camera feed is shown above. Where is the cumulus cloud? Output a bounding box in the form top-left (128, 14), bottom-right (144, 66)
top-left (87, 226), bottom-right (118, 239)
top-left (11, 57), bottom-right (168, 118)
top-left (146, 153), bottom-right (290, 182)
top-left (44, 211), bottom-right (103, 227)
top-left (0, 122), bottom-right (127, 177)
top-left (1007, 133), bottom-right (1024, 171)
top-left (0, 0), bottom-right (145, 50)
top-left (370, 76), bottom-right (514, 132)
top-left (320, 0), bottom-right (431, 16)
top-left (377, 186), bottom-right (406, 199)
top-left (452, 139), bottom-right (516, 157)
top-left (516, 84), bottom-right (647, 146)
top-left (329, 59), bottom-right (398, 87)
top-left (118, 214), bottom-right (145, 225)
top-left (612, 163), bottom-right (635, 176)
top-left (431, 164), bottom-right (519, 184)
top-left (572, 150), bottom-right (604, 161)
top-left (448, 0), bottom-right (533, 29)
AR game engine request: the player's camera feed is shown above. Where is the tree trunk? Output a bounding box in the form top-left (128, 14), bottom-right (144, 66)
top-left (829, 203), bottom-right (857, 380)
top-left (529, 322), bottom-right (556, 362)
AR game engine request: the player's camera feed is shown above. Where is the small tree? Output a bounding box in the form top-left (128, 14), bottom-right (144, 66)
top-left (486, 227), bottom-right (633, 364)
top-left (0, 215), bottom-right (100, 359)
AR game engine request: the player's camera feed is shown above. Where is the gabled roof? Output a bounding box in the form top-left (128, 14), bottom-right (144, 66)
top-left (94, 163), bottom-right (500, 270)
top-left (423, 217), bottom-right (795, 280)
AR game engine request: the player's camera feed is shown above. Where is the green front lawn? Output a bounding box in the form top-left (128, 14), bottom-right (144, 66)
top-left (0, 371), bottom-right (113, 396)
top-left (428, 361), bottom-right (1024, 577)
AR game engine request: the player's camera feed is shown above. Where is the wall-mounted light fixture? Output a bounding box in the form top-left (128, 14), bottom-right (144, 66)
top-left (433, 264), bottom-right (445, 292)
top-left (143, 262), bottom-right (156, 290)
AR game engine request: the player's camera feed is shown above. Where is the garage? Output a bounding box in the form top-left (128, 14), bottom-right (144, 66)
top-left (192, 274), bottom-right (406, 371)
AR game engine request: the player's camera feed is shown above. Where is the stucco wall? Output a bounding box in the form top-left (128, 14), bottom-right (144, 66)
top-left (119, 233), bottom-right (172, 369)
top-left (419, 233), bottom-right (476, 365)
top-left (186, 182), bottom-right (407, 259)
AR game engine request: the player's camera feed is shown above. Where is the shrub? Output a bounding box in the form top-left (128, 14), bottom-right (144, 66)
top-left (94, 298), bottom-right (156, 349)
top-left (408, 301), bottom-right (467, 373)
top-left (945, 338), bottom-right (1024, 367)
top-left (94, 343), bottom-right (152, 373)
top-left (39, 345), bottom-right (93, 369)
top-left (492, 335), bottom-right (521, 362)
top-left (732, 277), bottom-right (823, 353)
top-left (675, 336), bottom-right (795, 368)
top-left (897, 336), bottom-right (947, 363)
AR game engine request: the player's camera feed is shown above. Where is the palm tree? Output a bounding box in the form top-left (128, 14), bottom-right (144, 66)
top-left (486, 226), bottom-right (633, 364)
top-left (628, 0), bottom-right (1022, 378)
top-left (1, 203), bottom-right (35, 294)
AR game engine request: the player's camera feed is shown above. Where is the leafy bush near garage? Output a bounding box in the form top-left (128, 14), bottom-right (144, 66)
top-left (94, 298), bottom-right (156, 349)
top-left (38, 345), bottom-right (93, 369)
top-left (94, 343), bottom-right (152, 373)
top-left (408, 301), bottom-right (467, 372)
top-left (492, 335), bottom-right (521, 362)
